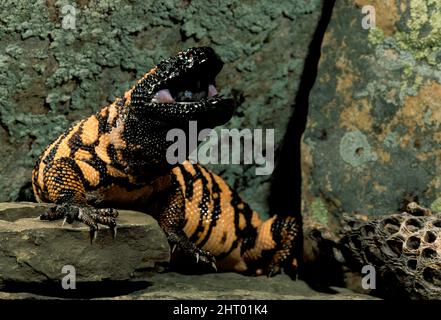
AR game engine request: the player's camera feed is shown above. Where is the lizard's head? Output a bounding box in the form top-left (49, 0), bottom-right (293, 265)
top-left (122, 47), bottom-right (237, 171)
top-left (129, 47), bottom-right (236, 128)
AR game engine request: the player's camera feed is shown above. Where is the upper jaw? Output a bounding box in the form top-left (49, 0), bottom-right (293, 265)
top-left (150, 47), bottom-right (224, 104)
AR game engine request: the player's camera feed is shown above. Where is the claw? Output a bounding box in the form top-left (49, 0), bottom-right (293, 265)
top-left (211, 262), bottom-right (217, 272)
top-left (61, 217), bottom-right (67, 228)
top-left (90, 228), bottom-right (98, 244)
top-left (110, 225), bottom-right (117, 238)
top-left (255, 269), bottom-right (264, 276)
top-left (171, 244), bottom-right (177, 254)
top-left (267, 265), bottom-right (280, 278)
top-left (195, 252), bottom-right (199, 264)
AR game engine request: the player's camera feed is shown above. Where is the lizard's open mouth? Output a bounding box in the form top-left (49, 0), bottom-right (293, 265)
top-left (150, 50), bottom-right (223, 105)
top-left (140, 47), bottom-right (235, 127)
top-left (151, 81), bottom-right (219, 104)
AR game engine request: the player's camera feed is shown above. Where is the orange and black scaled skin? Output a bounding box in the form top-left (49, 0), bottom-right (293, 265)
top-left (32, 47), bottom-right (300, 277)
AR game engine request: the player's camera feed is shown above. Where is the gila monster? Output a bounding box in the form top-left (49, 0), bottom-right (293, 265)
top-left (32, 47), bottom-right (300, 277)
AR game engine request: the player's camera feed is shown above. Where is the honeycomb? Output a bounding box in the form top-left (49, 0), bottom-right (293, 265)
top-left (340, 203), bottom-right (441, 299)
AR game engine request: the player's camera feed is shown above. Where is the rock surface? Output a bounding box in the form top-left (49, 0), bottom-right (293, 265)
top-left (0, 272), bottom-right (378, 300)
top-left (108, 272), bottom-right (378, 300)
top-left (0, 202), bottom-right (170, 290)
top-left (302, 0), bottom-right (441, 223)
top-left (0, 0), bottom-right (324, 218)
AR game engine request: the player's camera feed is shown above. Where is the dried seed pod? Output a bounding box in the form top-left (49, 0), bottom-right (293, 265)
top-left (340, 208), bottom-right (441, 299)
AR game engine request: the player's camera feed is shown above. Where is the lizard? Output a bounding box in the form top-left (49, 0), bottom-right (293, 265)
top-left (32, 47), bottom-right (300, 277)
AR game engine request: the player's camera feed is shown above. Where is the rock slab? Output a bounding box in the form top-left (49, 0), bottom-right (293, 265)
top-left (0, 202), bottom-right (170, 289)
top-left (0, 272), bottom-right (379, 300)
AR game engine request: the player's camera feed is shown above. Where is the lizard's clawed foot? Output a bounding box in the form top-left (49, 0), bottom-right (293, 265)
top-left (40, 205), bottom-right (119, 243)
top-left (193, 247), bottom-right (217, 272)
top-left (170, 241), bottom-right (217, 273)
top-left (266, 255), bottom-right (298, 278)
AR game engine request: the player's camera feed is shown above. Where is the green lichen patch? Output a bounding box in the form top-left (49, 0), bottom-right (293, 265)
top-left (368, 28), bottom-right (384, 46)
top-left (430, 197), bottom-right (441, 213)
top-left (395, 0), bottom-right (441, 64)
top-left (363, 0), bottom-right (441, 111)
top-left (310, 198), bottom-right (329, 225)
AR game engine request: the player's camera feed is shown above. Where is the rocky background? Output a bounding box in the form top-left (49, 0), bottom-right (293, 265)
top-left (0, 0), bottom-right (323, 218)
top-left (303, 0), bottom-right (441, 226)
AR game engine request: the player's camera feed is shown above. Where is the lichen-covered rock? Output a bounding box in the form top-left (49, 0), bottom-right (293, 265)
top-left (302, 0), bottom-right (441, 223)
top-left (0, 202), bottom-right (169, 289)
top-left (0, 0), bottom-right (324, 218)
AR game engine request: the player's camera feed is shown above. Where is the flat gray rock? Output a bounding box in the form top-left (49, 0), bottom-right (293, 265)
top-left (0, 202), bottom-right (170, 290)
top-left (110, 272), bottom-right (379, 300)
top-left (0, 272), bottom-right (378, 300)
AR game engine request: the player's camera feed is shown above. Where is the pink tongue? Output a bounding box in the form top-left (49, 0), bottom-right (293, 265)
top-left (208, 84), bottom-right (218, 97)
top-left (152, 89), bottom-right (175, 103)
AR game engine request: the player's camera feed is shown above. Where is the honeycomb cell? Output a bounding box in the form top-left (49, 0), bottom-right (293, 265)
top-left (405, 236), bottom-right (421, 250)
top-left (385, 237), bottom-right (403, 257)
top-left (421, 248), bottom-right (437, 259)
top-left (406, 259), bottom-right (417, 270)
top-left (405, 218), bottom-right (423, 232)
top-left (384, 223), bottom-right (399, 235)
top-left (383, 217), bottom-right (401, 227)
top-left (424, 231), bottom-right (437, 243)
top-left (383, 217), bottom-right (401, 235)
top-left (423, 267), bottom-right (441, 286)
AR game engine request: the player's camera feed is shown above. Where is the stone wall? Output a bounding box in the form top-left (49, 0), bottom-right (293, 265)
top-left (302, 0), bottom-right (441, 225)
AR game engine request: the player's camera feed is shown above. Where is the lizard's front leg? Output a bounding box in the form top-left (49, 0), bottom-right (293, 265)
top-left (158, 187), bottom-right (217, 272)
top-left (40, 157), bottom-right (118, 242)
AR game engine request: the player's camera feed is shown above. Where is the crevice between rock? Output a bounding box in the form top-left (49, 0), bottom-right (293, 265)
top-left (268, 0), bottom-right (337, 284)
